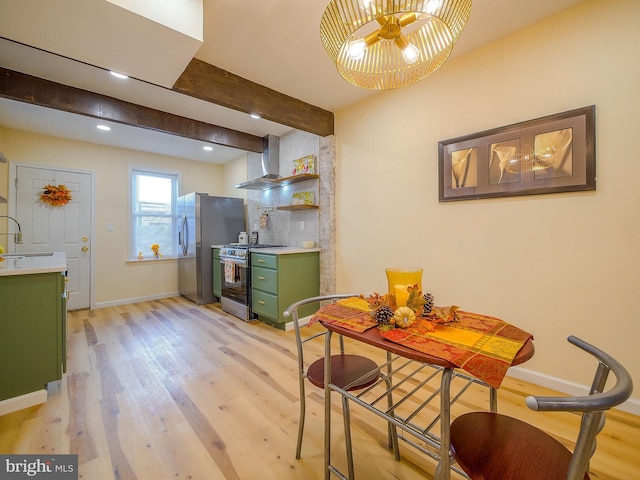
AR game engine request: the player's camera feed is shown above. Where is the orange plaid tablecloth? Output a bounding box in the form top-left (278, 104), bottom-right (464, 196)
top-left (380, 310), bottom-right (533, 388)
top-left (311, 299), bottom-right (533, 389)
top-left (309, 297), bottom-right (378, 333)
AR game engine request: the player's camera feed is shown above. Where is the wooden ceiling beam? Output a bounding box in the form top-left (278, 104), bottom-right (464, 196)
top-left (0, 68), bottom-right (265, 153)
top-left (173, 58), bottom-right (334, 137)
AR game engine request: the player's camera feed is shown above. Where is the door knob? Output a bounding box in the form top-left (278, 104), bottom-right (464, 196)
top-left (81, 246), bottom-right (89, 252)
top-left (82, 236), bottom-right (88, 242)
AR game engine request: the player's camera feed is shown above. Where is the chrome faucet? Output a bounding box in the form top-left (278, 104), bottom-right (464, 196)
top-left (0, 215), bottom-right (23, 244)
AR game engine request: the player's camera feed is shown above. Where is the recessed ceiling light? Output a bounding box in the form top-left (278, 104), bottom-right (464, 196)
top-left (250, 113), bottom-right (261, 119)
top-left (203, 146), bottom-right (213, 151)
top-left (96, 125), bottom-right (111, 131)
top-left (110, 71), bottom-right (128, 79)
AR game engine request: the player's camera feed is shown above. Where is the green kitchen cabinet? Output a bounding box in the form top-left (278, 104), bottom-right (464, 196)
top-left (212, 247), bottom-right (221, 300)
top-left (0, 271), bottom-right (67, 401)
top-left (251, 251), bottom-right (319, 329)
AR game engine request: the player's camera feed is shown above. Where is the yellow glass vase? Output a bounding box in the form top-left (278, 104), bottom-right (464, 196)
top-left (385, 268), bottom-right (423, 309)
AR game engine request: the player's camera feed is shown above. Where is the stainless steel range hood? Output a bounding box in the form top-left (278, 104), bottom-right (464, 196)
top-left (235, 135), bottom-right (280, 190)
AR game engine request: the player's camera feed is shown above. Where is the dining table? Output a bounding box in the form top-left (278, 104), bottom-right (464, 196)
top-left (312, 299), bottom-right (535, 480)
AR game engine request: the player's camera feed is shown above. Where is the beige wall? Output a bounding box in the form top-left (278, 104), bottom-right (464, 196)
top-left (0, 128), bottom-right (243, 306)
top-left (221, 154), bottom-right (248, 200)
top-left (335, 0), bottom-right (640, 411)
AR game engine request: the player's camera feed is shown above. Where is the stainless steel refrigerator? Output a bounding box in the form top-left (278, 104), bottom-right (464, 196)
top-left (177, 193), bottom-right (245, 305)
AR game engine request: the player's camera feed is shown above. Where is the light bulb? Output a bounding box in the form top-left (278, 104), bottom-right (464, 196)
top-left (347, 38), bottom-right (367, 60)
top-left (401, 43), bottom-right (420, 64)
top-left (422, 0), bottom-right (443, 15)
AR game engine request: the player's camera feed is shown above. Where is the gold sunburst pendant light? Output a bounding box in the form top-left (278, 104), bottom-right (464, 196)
top-left (320, 0), bottom-right (472, 90)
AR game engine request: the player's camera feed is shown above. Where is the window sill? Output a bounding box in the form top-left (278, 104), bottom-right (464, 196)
top-left (126, 256), bottom-right (176, 264)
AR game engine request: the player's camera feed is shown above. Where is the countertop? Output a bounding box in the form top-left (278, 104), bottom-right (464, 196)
top-left (253, 247), bottom-right (320, 255)
top-left (0, 252), bottom-right (67, 276)
top-left (211, 245), bottom-right (320, 254)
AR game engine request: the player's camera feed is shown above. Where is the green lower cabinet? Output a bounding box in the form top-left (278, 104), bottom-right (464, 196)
top-left (212, 248), bottom-right (221, 300)
top-left (0, 271), bottom-right (66, 401)
top-left (251, 252), bottom-right (320, 329)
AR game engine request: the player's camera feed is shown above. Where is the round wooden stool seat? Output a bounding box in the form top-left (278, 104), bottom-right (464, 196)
top-left (307, 354), bottom-right (380, 390)
top-left (450, 412), bottom-right (590, 480)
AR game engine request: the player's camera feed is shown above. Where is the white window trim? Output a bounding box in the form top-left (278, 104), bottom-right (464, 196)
top-left (128, 166), bottom-right (181, 260)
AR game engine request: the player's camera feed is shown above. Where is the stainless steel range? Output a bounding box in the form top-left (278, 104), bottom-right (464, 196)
top-left (218, 244), bottom-right (284, 321)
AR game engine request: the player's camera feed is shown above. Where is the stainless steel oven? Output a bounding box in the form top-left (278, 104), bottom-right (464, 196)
top-left (219, 246), bottom-right (251, 320)
top-left (219, 244), bottom-right (284, 321)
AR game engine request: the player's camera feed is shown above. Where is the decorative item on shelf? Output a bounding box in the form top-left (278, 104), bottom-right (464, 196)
top-left (138, 251), bottom-right (144, 260)
top-left (40, 184), bottom-right (72, 206)
top-left (291, 191), bottom-right (315, 206)
top-left (151, 243), bottom-right (161, 258)
top-left (320, 0), bottom-right (472, 90)
top-left (292, 155), bottom-right (315, 175)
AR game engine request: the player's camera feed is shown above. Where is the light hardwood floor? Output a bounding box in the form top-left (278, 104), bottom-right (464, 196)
top-left (1, 297), bottom-right (638, 479)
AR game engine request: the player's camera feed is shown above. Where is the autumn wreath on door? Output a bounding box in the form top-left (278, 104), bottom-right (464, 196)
top-left (40, 184), bottom-right (72, 206)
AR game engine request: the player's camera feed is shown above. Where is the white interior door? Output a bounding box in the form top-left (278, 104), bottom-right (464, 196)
top-left (14, 166), bottom-right (92, 310)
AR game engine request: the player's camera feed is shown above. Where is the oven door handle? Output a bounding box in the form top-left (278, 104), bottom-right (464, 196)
top-left (219, 257), bottom-right (248, 267)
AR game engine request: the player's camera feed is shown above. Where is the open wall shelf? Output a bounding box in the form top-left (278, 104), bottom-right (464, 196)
top-left (276, 173), bottom-right (318, 186)
top-left (276, 205), bottom-right (319, 211)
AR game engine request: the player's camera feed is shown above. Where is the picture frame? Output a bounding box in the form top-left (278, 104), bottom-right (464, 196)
top-left (438, 105), bottom-right (596, 202)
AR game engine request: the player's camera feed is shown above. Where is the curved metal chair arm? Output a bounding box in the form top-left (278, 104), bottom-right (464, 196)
top-left (451, 334), bottom-right (633, 480)
top-left (526, 335), bottom-right (633, 412)
top-left (283, 293), bottom-right (359, 320)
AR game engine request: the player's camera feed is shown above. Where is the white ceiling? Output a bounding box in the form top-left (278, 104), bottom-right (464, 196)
top-left (0, 0), bottom-right (585, 164)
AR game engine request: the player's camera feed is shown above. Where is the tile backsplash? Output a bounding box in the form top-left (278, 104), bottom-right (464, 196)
top-left (247, 130), bottom-right (320, 248)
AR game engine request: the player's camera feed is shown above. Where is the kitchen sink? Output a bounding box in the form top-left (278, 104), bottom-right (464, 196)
top-left (1, 252), bottom-right (54, 259)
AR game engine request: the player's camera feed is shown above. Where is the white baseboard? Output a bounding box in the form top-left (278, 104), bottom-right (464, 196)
top-left (0, 389), bottom-right (47, 416)
top-left (93, 291), bottom-right (180, 309)
top-left (284, 314), bottom-right (313, 331)
top-left (507, 365), bottom-right (640, 416)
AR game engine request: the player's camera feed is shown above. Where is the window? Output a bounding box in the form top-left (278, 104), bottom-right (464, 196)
top-left (130, 169), bottom-right (178, 259)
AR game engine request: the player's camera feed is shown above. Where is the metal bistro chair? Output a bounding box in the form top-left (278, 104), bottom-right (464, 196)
top-left (284, 294), bottom-right (399, 478)
top-left (449, 335), bottom-right (633, 480)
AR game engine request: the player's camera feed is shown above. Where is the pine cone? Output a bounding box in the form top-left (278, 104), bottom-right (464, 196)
top-left (422, 293), bottom-right (435, 316)
top-left (373, 305), bottom-right (394, 326)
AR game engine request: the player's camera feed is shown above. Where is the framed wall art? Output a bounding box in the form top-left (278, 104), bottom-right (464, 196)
top-left (438, 105), bottom-right (596, 202)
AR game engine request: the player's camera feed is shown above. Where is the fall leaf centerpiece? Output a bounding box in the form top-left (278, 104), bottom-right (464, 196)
top-left (364, 286), bottom-right (460, 332)
top-left (365, 285), bottom-right (426, 331)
